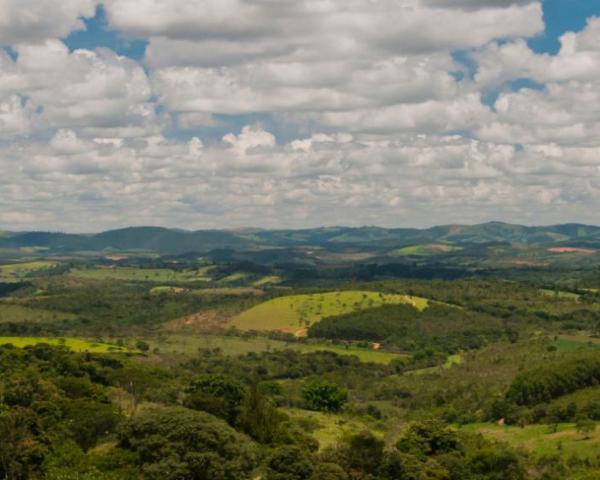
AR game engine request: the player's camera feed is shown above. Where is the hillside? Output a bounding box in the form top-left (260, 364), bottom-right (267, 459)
top-left (2, 221), bottom-right (600, 255)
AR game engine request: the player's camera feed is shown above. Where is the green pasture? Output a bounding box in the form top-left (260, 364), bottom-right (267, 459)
top-left (70, 266), bottom-right (212, 283)
top-left (0, 261), bottom-right (57, 281)
top-left (407, 354), bottom-right (464, 376)
top-left (252, 275), bottom-right (283, 287)
top-left (144, 334), bottom-right (406, 364)
top-left (539, 289), bottom-right (581, 300)
top-left (282, 408), bottom-right (382, 450)
top-left (461, 422), bottom-right (600, 459)
top-left (0, 336), bottom-right (132, 353)
top-left (150, 286), bottom-right (263, 296)
top-left (553, 335), bottom-right (600, 352)
top-left (230, 291), bottom-right (429, 335)
top-left (0, 303), bottom-right (76, 323)
top-left (220, 272), bottom-right (250, 283)
top-left (390, 244), bottom-right (462, 257)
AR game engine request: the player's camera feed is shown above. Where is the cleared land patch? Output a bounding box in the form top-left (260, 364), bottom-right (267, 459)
top-left (144, 334), bottom-right (406, 364)
top-left (70, 266), bottom-right (212, 283)
top-left (252, 275), bottom-right (283, 287)
top-left (230, 291), bottom-right (428, 336)
top-left (0, 303), bottom-right (76, 323)
top-left (461, 423), bottom-right (600, 460)
top-left (282, 408), bottom-right (381, 450)
top-left (150, 286), bottom-right (264, 296)
top-left (0, 336), bottom-right (132, 353)
top-left (0, 261), bottom-right (57, 281)
top-left (554, 334), bottom-right (600, 352)
top-left (391, 244), bottom-right (462, 257)
top-left (548, 247), bottom-right (596, 255)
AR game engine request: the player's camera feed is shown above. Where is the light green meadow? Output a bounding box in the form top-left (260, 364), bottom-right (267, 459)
top-left (230, 291), bottom-right (428, 335)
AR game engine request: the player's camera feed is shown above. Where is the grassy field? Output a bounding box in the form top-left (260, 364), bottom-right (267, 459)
top-left (0, 336), bottom-right (132, 353)
top-left (230, 291), bottom-right (429, 335)
top-left (282, 408), bottom-right (381, 450)
top-left (144, 334), bottom-right (406, 364)
top-left (252, 275), bottom-right (283, 287)
top-left (390, 244), bottom-right (462, 257)
top-left (462, 423), bottom-right (600, 459)
top-left (554, 334), bottom-right (600, 352)
top-left (150, 286), bottom-right (264, 296)
top-left (0, 303), bottom-right (76, 323)
top-left (70, 266), bottom-right (212, 283)
top-left (539, 289), bottom-right (581, 300)
top-left (0, 261), bottom-right (58, 281)
top-left (406, 354), bottom-right (464, 376)
top-left (220, 272), bottom-right (250, 283)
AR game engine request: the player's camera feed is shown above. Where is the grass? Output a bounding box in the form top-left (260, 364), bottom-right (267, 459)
top-left (539, 289), bottom-right (581, 300)
top-left (144, 334), bottom-right (407, 364)
top-left (406, 354), bottom-right (464, 376)
top-left (220, 272), bottom-right (250, 283)
top-left (230, 291), bottom-right (429, 335)
top-left (461, 422), bottom-right (600, 459)
top-left (150, 286), bottom-right (264, 296)
top-left (70, 266), bottom-right (212, 283)
top-left (282, 408), bottom-right (381, 450)
top-left (252, 275), bottom-right (283, 287)
top-left (553, 335), bottom-right (600, 352)
top-left (390, 244), bottom-right (462, 257)
top-left (0, 303), bottom-right (76, 323)
top-left (0, 261), bottom-right (57, 281)
top-left (0, 336), bottom-right (132, 353)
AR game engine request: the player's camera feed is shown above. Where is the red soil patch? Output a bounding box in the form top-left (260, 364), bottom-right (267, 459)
top-left (163, 310), bottom-right (231, 332)
top-left (508, 259), bottom-right (547, 267)
top-left (428, 243), bottom-right (455, 252)
top-left (548, 247), bottom-right (596, 255)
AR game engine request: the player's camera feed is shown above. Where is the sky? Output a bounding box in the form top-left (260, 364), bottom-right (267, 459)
top-left (1, 1), bottom-right (600, 232)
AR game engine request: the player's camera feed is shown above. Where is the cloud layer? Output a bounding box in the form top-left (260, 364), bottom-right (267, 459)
top-left (1, 0), bottom-right (599, 231)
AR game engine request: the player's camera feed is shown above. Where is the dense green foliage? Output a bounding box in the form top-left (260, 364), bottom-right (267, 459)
top-left (506, 353), bottom-right (600, 405)
top-left (309, 303), bottom-right (509, 353)
top-left (2, 245), bottom-right (600, 479)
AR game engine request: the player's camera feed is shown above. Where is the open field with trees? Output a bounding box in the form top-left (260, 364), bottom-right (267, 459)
top-left (1, 233), bottom-right (600, 479)
top-left (230, 291), bottom-right (428, 335)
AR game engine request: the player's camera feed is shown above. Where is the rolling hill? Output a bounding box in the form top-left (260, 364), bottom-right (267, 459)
top-left (2, 221), bottom-right (600, 255)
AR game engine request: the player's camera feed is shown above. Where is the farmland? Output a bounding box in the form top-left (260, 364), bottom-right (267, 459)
top-left (0, 260), bottom-right (57, 281)
top-left (69, 266), bottom-right (213, 283)
top-left (142, 333), bottom-right (407, 364)
top-left (390, 243), bottom-right (463, 256)
top-left (2, 226), bottom-right (600, 479)
top-left (0, 303), bottom-right (76, 323)
top-left (0, 336), bottom-right (132, 353)
top-left (230, 290), bottom-right (429, 335)
top-left (461, 423), bottom-right (600, 460)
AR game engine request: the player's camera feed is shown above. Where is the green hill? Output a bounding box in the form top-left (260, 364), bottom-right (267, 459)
top-left (3, 222), bottom-right (600, 255)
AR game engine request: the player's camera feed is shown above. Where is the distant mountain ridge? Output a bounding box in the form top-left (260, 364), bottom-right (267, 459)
top-left (2, 222), bottom-right (600, 254)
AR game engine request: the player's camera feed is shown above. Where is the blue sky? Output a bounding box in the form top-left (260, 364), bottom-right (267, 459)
top-left (2, 1), bottom-right (600, 231)
top-left (529, 0), bottom-right (600, 53)
top-left (65, 1), bottom-right (600, 59)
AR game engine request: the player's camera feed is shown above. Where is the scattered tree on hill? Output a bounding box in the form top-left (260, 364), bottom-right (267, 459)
top-left (302, 380), bottom-right (348, 412)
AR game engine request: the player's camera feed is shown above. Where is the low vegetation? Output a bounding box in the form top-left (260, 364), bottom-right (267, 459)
top-left (230, 291), bottom-right (428, 335)
top-left (1, 241), bottom-right (600, 479)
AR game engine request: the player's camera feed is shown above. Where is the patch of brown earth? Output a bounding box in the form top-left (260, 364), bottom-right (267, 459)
top-left (507, 259), bottom-right (548, 267)
top-left (294, 328), bottom-right (308, 337)
top-left (163, 310), bottom-right (231, 332)
top-left (548, 247), bottom-right (596, 255)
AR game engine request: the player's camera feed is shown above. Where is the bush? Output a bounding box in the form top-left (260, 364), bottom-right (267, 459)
top-left (118, 405), bottom-right (257, 480)
top-left (302, 380), bottom-right (348, 412)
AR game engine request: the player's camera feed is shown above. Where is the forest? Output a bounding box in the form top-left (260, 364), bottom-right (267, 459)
top-left (0, 238), bottom-right (599, 479)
